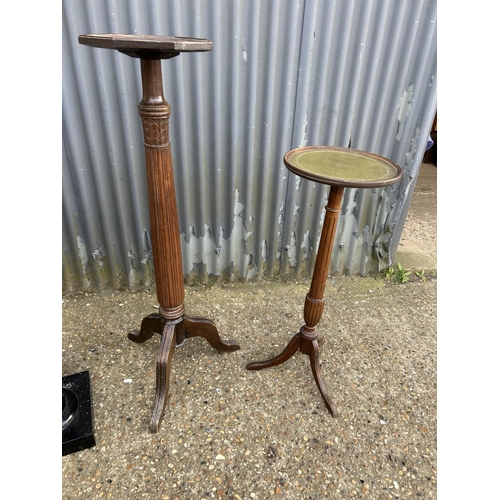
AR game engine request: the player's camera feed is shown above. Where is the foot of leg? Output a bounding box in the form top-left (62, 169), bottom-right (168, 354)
top-left (183, 315), bottom-right (240, 352)
top-left (306, 338), bottom-right (339, 417)
top-left (246, 332), bottom-right (302, 370)
top-left (128, 313), bottom-right (163, 343)
top-left (149, 321), bottom-right (177, 433)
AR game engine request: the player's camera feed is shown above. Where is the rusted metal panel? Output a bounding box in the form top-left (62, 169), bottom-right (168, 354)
top-left (62, 0), bottom-right (436, 292)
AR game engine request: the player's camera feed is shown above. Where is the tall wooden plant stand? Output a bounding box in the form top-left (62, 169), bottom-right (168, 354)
top-left (247, 146), bottom-right (402, 417)
top-left (79, 34), bottom-right (240, 432)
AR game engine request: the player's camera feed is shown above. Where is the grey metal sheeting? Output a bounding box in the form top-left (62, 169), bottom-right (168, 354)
top-left (62, 0), bottom-right (437, 293)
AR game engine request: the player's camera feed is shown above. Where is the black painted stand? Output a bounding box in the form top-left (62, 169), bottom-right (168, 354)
top-left (62, 371), bottom-right (96, 456)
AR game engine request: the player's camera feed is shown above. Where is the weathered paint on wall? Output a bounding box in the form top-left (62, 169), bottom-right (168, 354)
top-left (62, 0), bottom-right (437, 293)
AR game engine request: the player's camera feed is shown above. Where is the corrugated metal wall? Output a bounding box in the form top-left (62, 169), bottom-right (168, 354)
top-left (62, 0), bottom-right (437, 293)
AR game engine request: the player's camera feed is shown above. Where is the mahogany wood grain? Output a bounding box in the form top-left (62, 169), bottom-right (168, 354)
top-left (134, 57), bottom-right (241, 432)
top-left (247, 185), bottom-right (343, 417)
top-left (78, 34), bottom-right (240, 433)
top-left (150, 321), bottom-right (177, 433)
top-left (247, 145), bottom-right (401, 418)
top-left (138, 59), bottom-right (185, 315)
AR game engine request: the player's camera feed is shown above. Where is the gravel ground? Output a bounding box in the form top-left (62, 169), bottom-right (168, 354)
top-left (62, 275), bottom-right (436, 500)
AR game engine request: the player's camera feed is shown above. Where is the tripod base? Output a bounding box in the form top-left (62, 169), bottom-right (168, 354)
top-left (129, 313), bottom-right (240, 432)
top-left (246, 330), bottom-right (339, 418)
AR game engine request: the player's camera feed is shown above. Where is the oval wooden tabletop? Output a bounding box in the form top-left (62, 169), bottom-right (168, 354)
top-left (284, 146), bottom-right (402, 188)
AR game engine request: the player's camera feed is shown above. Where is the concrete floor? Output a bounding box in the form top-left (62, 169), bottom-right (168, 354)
top-left (62, 163), bottom-right (437, 499)
top-left (396, 163), bottom-right (437, 271)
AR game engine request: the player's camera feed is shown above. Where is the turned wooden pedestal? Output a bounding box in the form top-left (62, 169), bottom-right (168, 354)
top-left (247, 146), bottom-right (402, 417)
top-left (79, 34), bottom-right (240, 432)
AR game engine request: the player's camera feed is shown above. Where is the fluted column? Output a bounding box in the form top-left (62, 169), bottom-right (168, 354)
top-left (301, 185), bottom-right (344, 339)
top-left (137, 59), bottom-right (185, 319)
